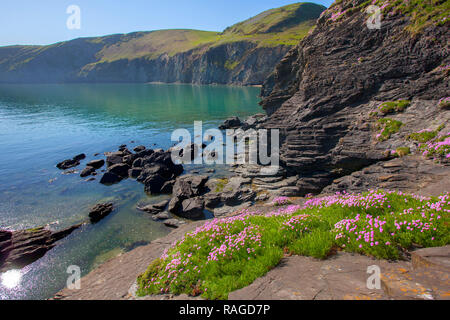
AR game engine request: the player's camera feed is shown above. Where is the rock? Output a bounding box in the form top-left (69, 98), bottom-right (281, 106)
top-left (73, 154), bottom-right (86, 161)
top-left (132, 158), bottom-right (143, 168)
top-left (219, 116), bottom-right (241, 130)
top-left (85, 177), bottom-right (96, 182)
top-left (137, 200), bottom-right (168, 214)
top-left (179, 197), bottom-right (205, 219)
top-left (133, 145), bottom-right (146, 153)
top-left (80, 166), bottom-right (96, 177)
top-left (163, 219), bottom-right (186, 229)
top-left (108, 163), bottom-right (130, 178)
top-left (128, 167), bottom-right (143, 179)
top-left (56, 159), bottom-right (80, 170)
top-left (221, 187), bottom-right (256, 206)
top-left (168, 175), bottom-right (209, 214)
top-left (152, 212), bottom-right (170, 221)
top-left (256, 1), bottom-right (449, 195)
top-left (143, 174), bottom-right (166, 194)
top-left (100, 172), bottom-right (122, 185)
top-left (160, 180), bottom-right (175, 194)
top-left (123, 154), bottom-right (137, 165)
top-left (0, 224), bottom-right (82, 272)
top-left (106, 151), bottom-right (124, 166)
top-left (88, 203), bottom-right (114, 223)
top-left (87, 159), bottom-right (105, 169)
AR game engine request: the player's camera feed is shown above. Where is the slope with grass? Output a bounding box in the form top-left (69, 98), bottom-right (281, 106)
top-left (0, 2), bottom-right (326, 85)
top-left (136, 190), bottom-right (449, 299)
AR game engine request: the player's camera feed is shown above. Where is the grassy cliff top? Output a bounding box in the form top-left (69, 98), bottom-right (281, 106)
top-left (0, 2), bottom-right (325, 65)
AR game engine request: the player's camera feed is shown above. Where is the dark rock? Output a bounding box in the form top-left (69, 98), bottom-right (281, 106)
top-left (179, 197), bottom-right (205, 219)
top-left (99, 172), bottom-right (122, 185)
top-left (123, 154), bottom-right (137, 165)
top-left (128, 167), bottom-right (143, 179)
top-left (80, 166), bottom-right (96, 178)
top-left (137, 200), bottom-right (168, 214)
top-left (219, 116), bottom-right (241, 130)
top-left (73, 154), bottom-right (86, 161)
top-left (57, 159), bottom-right (80, 170)
top-left (160, 180), bottom-right (175, 194)
top-left (257, 1), bottom-right (449, 195)
top-left (164, 219), bottom-right (186, 229)
top-left (132, 158), bottom-right (144, 168)
top-left (106, 151), bottom-right (124, 166)
top-left (143, 174), bottom-right (166, 194)
top-left (152, 212), bottom-right (170, 221)
top-left (168, 175), bottom-right (209, 215)
top-left (88, 203), bottom-right (114, 223)
top-left (0, 224), bottom-right (82, 272)
top-left (133, 145), bottom-right (146, 153)
top-left (87, 159), bottom-right (105, 169)
top-left (108, 163), bottom-right (130, 178)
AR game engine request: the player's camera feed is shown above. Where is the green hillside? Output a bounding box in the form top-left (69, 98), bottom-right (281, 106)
top-left (0, 2), bottom-right (326, 84)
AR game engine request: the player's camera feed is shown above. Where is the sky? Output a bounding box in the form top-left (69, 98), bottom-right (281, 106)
top-left (0, 0), bottom-right (333, 46)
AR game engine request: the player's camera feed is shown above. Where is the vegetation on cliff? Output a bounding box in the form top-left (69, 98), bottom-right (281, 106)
top-left (0, 2), bottom-right (325, 84)
top-left (137, 190), bottom-right (449, 300)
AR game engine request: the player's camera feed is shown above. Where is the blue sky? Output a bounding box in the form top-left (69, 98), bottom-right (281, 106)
top-left (0, 0), bottom-right (333, 46)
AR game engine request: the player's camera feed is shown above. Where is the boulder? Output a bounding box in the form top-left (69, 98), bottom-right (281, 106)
top-left (80, 166), bottom-right (96, 177)
top-left (88, 203), bottom-right (114, 223)
top-left (152, 212), bottom-right (170, 221)
top-left (106, 151), bottom-right (124, 166)
top-left (87, 159), bottom-right (105, 169)
top-left (73, 154), bottom-right (86, 161)
top-left (108, 163), bottom-right (130, 178)
top-left (132, 158), bottom-right (143, 168)
top-left (219, 116), bottom-right (241, 130)
top-left (128, 167), bottom-right (143, 179)
top-left (143, 174), bottom-right (166, 194)
top-left (179, 197), bottom-right (205, 219)
top-left (137, 200), bottom-right (168, 214)
top-left (133, 145), bottom-right (146, 153)
top-left (100, 172), bottom-right (122, 185)
top-left (56, 159), bottom-right (80, 170)
top-left (160, 180), bottom-right (175, 194)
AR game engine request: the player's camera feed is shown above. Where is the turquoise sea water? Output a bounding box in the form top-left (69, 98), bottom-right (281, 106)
top-left (0, 83), bottom-right (262, 299)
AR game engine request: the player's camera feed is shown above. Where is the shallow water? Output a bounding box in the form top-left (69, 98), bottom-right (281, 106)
top-left (0, 83), bottom-right (262, 299)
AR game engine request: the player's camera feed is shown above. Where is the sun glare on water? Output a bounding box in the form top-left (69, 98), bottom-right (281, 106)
top-left (1, 270), bottom-right (22, 289)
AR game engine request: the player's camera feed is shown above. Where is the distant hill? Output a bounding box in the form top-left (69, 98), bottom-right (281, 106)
top-left (0, 2), bottom-right (326, 85)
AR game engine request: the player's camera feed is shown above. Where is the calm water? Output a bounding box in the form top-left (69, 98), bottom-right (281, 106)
top-left (0, 83), bottom-right (262, 299)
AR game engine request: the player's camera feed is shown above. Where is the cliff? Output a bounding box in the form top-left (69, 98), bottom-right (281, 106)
top-left (0, 2), bottom-right (325, 85)
top-left (259, 0), bottom-right (450, 195)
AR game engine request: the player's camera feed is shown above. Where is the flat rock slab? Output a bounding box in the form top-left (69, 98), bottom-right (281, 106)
top-left (229, 252), bottom-right (399, 300)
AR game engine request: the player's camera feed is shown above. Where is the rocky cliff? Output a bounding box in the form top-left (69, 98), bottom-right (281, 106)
top-left (259, 0), bottom-right (450, 195)
top-left (0, 2), bottom-right (325, 85)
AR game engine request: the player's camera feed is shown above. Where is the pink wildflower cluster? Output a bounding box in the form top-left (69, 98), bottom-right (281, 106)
top-left (271, 196), bottom-right (292, 206)
top-left (302, 190), bottom-right (391, 210)
top-left (281, 214), bottom-right (316, 235)
top-left (333, 193), bottom-right (449, 254)
top-left (418, 131), bottom-right (450, 161)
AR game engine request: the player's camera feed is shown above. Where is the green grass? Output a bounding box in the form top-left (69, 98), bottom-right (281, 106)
top-left (408, 124), bottom-right (445, 143)
top-left (136, 190), bottom-right (450, 300)
top-left (223, 2), bottom-right (325, 35)
top-left (1, 3), bottom-right (325, 71)
top-left (378, 100), bottom-right (411, 115)
top-left (371, 0), bottom-right (450, 32)
top-left (376, 118), bottom-right (404, 141)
